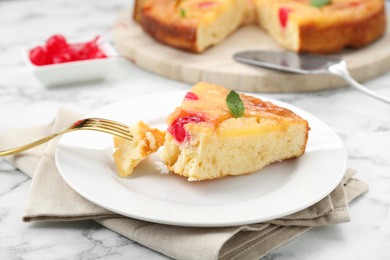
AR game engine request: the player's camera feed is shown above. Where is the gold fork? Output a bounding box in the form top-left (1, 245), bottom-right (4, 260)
top-left (0, 118), bottom-right (133, 157)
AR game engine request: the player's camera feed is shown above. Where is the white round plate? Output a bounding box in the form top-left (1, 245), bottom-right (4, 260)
top-left (55, 91), bottom-right (347, 227)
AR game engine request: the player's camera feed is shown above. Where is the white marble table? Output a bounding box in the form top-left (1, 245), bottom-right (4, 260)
top-left (1, 0), bottom-right (389, 259)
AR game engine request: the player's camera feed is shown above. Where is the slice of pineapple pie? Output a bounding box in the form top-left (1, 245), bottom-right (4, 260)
top-left (159, 82), bottom-right (310, 181)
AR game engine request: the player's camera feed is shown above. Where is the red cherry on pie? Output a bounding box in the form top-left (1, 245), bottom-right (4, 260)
top-left (184, 92), bottom-right (199, 100)
top-left (168, 114), bottom-right (207, 142)
top-left (278, 7), bottom-right (291, 29)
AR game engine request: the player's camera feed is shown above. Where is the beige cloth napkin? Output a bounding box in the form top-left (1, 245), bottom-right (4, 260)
top-left (0, 108), bottom-right (369, 260)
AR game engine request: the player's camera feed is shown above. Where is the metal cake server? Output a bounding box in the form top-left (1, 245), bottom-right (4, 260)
top-left (233, 50), bottom-right (390, 104)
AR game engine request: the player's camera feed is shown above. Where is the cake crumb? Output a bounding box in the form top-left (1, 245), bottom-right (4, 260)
top-left (154, 160), bottom-right (169, 174)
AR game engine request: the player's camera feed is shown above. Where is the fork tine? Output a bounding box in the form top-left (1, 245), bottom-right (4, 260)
top-left (84, 118), bottom-right (132, 133)
top-left (84, 119), bottom-right (130, 131)
top-left (83, 127), bottom-right (133, 140)
top-left (83, 122), bottom-right (133, 137)
top-left (81, 118), bottom-right (133, 140)
top-left (89, 118), bottom-right (131, 130)
top-left (77, 126), bottom-right (133, 140)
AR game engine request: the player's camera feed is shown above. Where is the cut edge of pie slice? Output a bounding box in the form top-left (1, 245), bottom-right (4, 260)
top-left (159, 82), bottom-right (310, 181)
top-left (255, 0), bottom-right (386, 53)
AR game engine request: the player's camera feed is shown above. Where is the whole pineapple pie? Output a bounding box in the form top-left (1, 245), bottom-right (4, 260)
top-left (133, 0), bottom-right (386, 53)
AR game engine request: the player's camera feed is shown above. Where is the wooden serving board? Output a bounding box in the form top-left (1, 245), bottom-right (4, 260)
top-left (113, 8), bottom-right (390, 93)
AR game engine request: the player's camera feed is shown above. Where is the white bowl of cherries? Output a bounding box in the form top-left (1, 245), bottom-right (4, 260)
top-left (22, 34), bottom-right (118, 87)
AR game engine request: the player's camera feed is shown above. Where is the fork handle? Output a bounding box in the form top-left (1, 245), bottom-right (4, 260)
top-left (0, 132), bottom-right (63, 157)
top-left (329, 62), bottom-right (390, 104)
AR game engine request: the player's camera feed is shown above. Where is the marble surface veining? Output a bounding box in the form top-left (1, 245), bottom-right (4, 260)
top-left (1, 0), bottom-right (390, 259)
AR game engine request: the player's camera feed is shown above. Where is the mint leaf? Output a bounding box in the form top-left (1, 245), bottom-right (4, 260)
top-left (311, 0), bottom-right (331, 8)
top-left (180, 8), bottom-right (186, 18)
top-left (226, 90), bottom-right (245, 118)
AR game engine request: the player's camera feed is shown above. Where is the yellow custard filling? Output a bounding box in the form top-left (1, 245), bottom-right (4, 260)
top-left (217, 118), bottom-right (290, 137)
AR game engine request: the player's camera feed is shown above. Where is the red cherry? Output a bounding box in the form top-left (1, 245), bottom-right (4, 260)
top-left (66, 43), bottom-right (87, 60)
top-left (87, 48), bottom-right (100, 59)
top-left (91, 50), bottom-right (107, 59)
top-left (46, 34), bottom-right (68, 53)
top-left (168, 114), bottom-right (207, 142)
top-left (84, 41), bottom-right (98, 51)
top-left (82, 36), bottom-right (99, 51)
top-left (34, 34), bottom-right (107, 65)
top-left (184, 92), bottom-right (199, 100)
top-left (65, 44), bottom-right (82, 61)
top-left (349, 1), bottom-right (362, 6)
top-left (79, 42), bottom-right (98, 59)
top-left (278, 7), bottom-right (291, 29)
top-left (198, 1), bottom-right (216, 8)
top-left (81, 40), bottom-right (107, 60)
top-left (29, 46), bottom-right (49, 66)
top-left (51, 51), bottom-right (73, 64)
